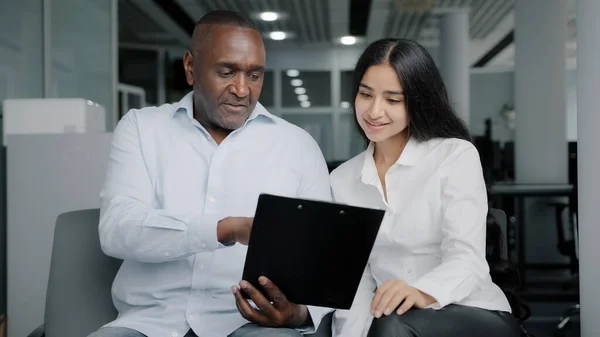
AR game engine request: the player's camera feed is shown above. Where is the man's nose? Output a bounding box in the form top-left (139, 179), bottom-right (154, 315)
top-left (229, 74), bottom-right (249, 98)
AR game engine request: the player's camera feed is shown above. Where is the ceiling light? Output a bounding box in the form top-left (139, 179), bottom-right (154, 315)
top-left (286, 69), bottom-right (300, 77)
top-left (340, 101), bottom-right (350, 109)
top-left (269, 31), bottom-right (286, 40)
top-left (300, 101), bottom-right (311, 108)
top-left (260, 12), bottom-right (279, 21)
top-left (340, 36), bottom-right (357, 45)
top-left (298, 94), bottom-right (309, 101)
top-left (291, 79), bottom-right (303, 87)
top-left (294, 87), bottom-right (306, 95)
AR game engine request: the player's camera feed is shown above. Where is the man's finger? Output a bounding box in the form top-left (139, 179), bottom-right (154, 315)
top-left (239, 280), bottom-right (280, 319)
top-left (233, 285), bottom-right (269, 325)
top-left (258, 276), bottom-right (288, 305)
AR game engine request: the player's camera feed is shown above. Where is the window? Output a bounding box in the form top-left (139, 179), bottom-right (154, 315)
top-left (259, 71), bottom-right (275, 107)
top-left (281, 113), bottom-right (333, 160)
top-left (282, 70), bottom-right (331, 108)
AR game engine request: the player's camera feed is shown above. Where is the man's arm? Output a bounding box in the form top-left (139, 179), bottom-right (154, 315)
top-left (99, 111), bottom-right (241, 263)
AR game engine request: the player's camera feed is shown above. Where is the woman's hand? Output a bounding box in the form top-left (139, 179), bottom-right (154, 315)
top-left (371, 279), bottom-right (437, 318)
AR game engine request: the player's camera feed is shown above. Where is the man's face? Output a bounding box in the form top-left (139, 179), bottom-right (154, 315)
top-left (184, 25), bottom-right (266, 131)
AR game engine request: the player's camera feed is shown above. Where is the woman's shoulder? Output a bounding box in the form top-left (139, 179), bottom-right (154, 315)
top-left (424, 137), bottom-right (479, 163)
top-left (330, 150), bottom-right (368, 187)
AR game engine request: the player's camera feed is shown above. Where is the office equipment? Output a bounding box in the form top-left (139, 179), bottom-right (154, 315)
top-left (28, 209), bottom-right (122, 337)
top-left (7, 133), bottom-right (112, 337)
top-left (2, 98), bottom-right (106, 146)
top-left (489, 183), bottom-right (574, 289)
top-left (242, 194), bottom-right (385, 309)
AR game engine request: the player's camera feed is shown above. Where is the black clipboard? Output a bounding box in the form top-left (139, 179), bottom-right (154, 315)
top-left (241, 193), bottom-right (385, 309)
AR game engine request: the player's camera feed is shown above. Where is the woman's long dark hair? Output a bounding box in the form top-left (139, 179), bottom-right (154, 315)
top-left (352, 38), bottom-right (470, 143)
top-left (351, 38), bottom-right (530, 323)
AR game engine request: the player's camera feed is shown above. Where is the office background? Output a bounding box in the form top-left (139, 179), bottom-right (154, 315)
top-left (1, 0), bottom-right (599, 337)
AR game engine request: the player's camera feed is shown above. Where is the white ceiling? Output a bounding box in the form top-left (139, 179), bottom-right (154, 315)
top-left (118, 0), bottom-right (577, 68)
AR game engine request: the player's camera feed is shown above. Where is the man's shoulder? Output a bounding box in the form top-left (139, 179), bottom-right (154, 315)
top-left (122, 103), bottom-right (177, 124)
top-left (261, 113), bottom-right (319, 147)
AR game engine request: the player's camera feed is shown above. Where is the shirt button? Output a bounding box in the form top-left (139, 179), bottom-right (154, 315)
top-left (199, 264), bottom-right (204, 270)
top-left (208, 197), bottom-right (215, 203)
top-left (164, 251), bottom-right (170, 257)
top-left (200, 243), bottom-right (207, 249)
top-left (189, 315), bottom-right (194, 321)
top-left (172, 333), bottom-right (178, 337)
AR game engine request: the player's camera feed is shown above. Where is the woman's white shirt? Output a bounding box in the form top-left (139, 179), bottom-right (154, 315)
top-left (330, 137), bottom-right (511, 337)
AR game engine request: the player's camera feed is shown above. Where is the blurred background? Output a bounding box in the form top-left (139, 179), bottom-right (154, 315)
top-left (1, 0), bottom-right (598, 336)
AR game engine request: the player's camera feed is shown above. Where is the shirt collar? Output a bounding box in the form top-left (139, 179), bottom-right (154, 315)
top-left (170, 91), bottom-right (274, 123)
top-left (358, 136), bottom-right (427, 180)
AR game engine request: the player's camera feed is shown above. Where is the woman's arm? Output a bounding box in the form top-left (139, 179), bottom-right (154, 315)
top-left (410, 145), bottom-right (490, 309)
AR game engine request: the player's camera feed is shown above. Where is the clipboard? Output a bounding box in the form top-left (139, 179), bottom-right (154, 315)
top-left (241, 193), bottom-right (385, 309)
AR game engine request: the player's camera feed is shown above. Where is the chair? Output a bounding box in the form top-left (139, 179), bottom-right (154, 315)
top-left (28, 209), bottom-right (122, 337)
top-left (489, 208), bottom-right (509, 260)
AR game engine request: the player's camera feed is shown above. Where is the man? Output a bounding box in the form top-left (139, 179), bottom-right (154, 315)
top-left (89, 10), bottom-right (332, 337)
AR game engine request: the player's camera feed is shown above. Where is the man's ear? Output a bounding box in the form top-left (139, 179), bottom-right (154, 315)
top-left (183, 50), bottom-right (194, 86)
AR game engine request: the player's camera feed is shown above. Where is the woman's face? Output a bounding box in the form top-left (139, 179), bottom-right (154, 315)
top-left (355, 63), bottom-right (409, 143)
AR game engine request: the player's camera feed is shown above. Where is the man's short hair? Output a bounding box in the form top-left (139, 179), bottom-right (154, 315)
top-left (196, 9), bottom-right (258, 30)
top-left (191, 10), bottom-right (259, 50)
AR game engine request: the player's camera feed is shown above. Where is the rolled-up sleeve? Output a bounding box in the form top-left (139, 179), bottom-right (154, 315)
top-left (410, 146), bottom-right (490, 309)
top-left (99, 111), bottom-right (226, 263)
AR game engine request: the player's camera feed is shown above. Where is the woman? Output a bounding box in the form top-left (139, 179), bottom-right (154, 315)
top-left (330, 38), bottom-right (525, 337)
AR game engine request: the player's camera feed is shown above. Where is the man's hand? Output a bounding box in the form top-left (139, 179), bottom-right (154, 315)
top-left (371, 279), bottom-right (436, 318)
top-left (232, 276), bottom-right (309, 328)
top-left (217, 217), bottom-right (253, 245)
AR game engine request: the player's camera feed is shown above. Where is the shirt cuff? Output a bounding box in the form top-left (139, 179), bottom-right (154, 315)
top-left (410, 276), bottom-right (449, 309)
top-left (296, 306), bottom-right (334, 334)
top-left (186, 214), bottom-right (229, 253)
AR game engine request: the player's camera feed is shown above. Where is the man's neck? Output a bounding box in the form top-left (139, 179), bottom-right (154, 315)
top-left (193, 108), bottom-right (231, 145)
top-left (202, 121), bottom-right (231, 145)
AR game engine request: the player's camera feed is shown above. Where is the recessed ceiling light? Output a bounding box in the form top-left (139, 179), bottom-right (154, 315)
top-left (269, 31), bottom-right (286, 40)
top-left (260, 12), bottom-right (279, 21)
top-left (298, 94), bottom-right (309, 101)
top-left (294, 87), bottom-right (306, 95)
top-left (286, 69), bottom-right (300, 77)
top-left (340, 101), bottom-right (350, 109)
top-left (291, 79), bottom-right (303, 87)
top-left (340, 36), bottom-right (357, 45)
top-left (300, 101), bottom-right (311, 108)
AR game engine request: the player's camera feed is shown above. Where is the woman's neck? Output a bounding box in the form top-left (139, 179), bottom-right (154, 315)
top-left (373, 130), bottom-right (409, 167)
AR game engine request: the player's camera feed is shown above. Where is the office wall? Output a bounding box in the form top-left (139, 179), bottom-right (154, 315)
top-left (50, 0), bottom-right (117, 128)
top-left (0, 0), bottom-right (45, 317)
top-left (7, 133), bottom-right (112, 337)
top-left (566, 68), bottom-right (577, 141)
top-left (470, 70), bottom-right (515, 140)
